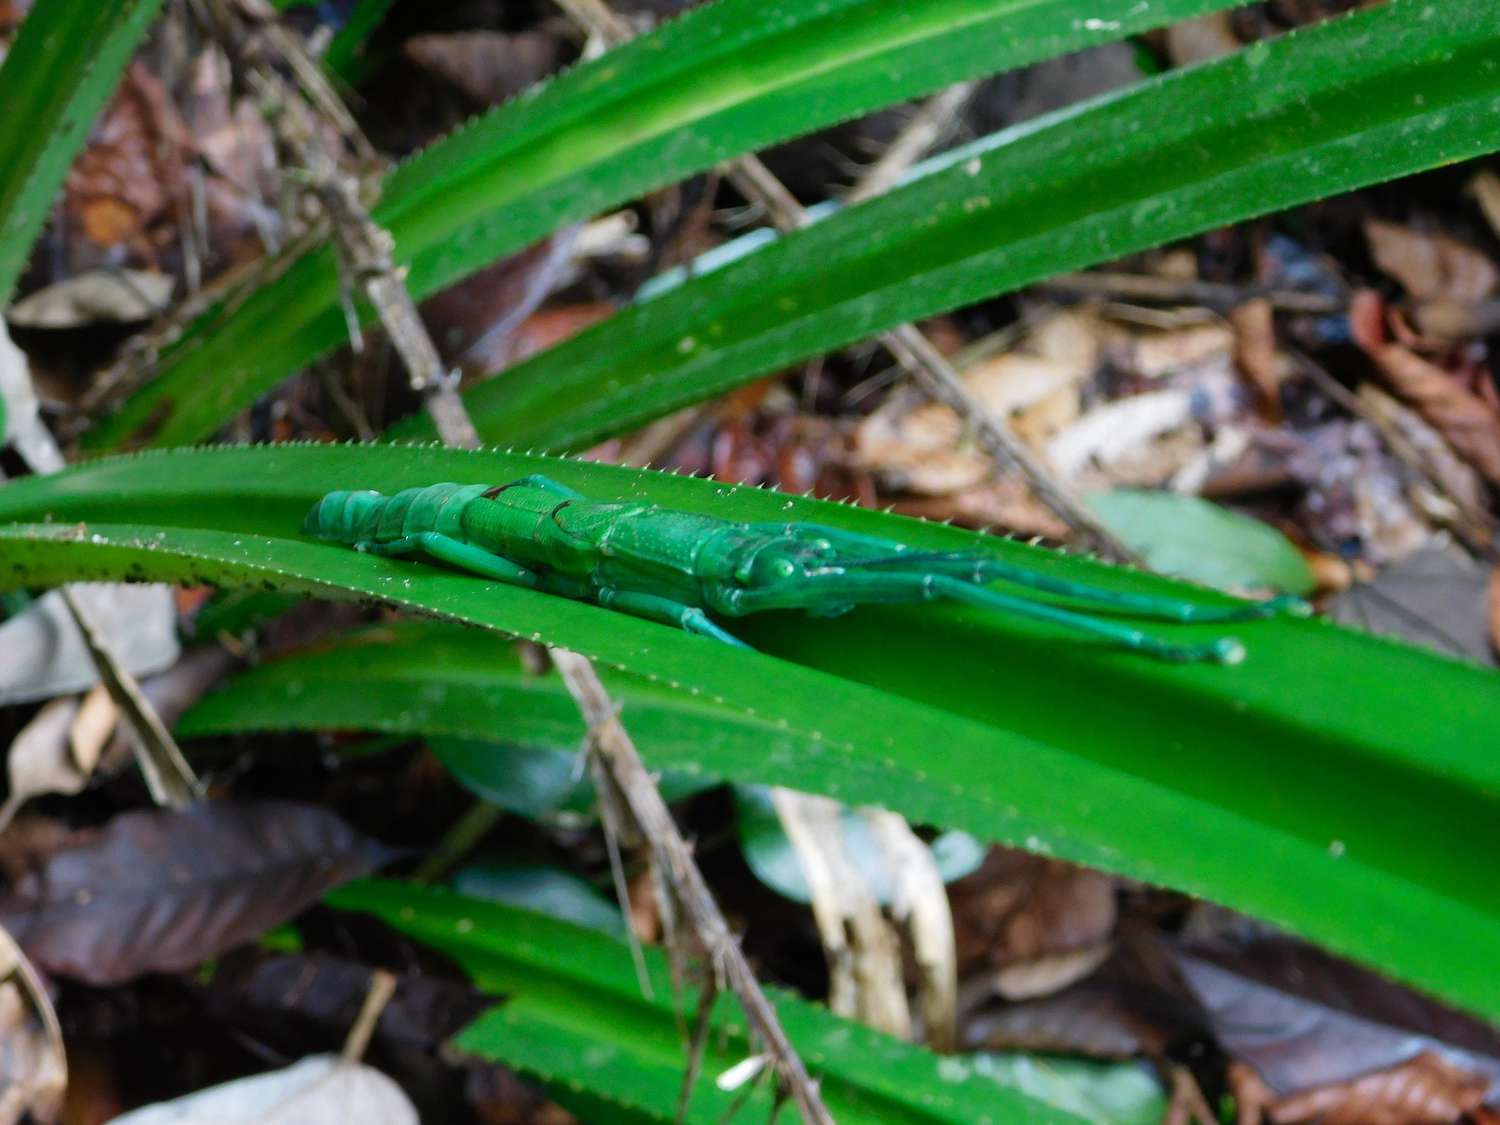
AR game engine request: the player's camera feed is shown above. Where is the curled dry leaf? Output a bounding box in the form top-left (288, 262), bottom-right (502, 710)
top-left (1350, 290), bottom-right (1500, 487)
top-left (105, 1054), bottom-right (417, 1124)
top-left (0, 801), bottom-right (391, 984)
top-left (0, 686), bottom-right (111, 831)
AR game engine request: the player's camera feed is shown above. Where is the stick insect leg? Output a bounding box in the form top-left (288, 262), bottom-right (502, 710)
top-left (776, 524), bottom-right (1305, 623)
top-left (930, 576), bottom-right (1246, 663)
top-left (356, 533), bottom-right (539, 587)
top-left (597, 588), bottom-right (751, 649)
top-left (510, 474), bottom-right (585, 499)
top-left (732, 572), bottom-right (1242, 663)
top-left (918, 558), bottom-right (1308, 627)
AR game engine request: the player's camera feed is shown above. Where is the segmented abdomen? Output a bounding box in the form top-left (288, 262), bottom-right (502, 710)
top-left (302, 483), bottom-right (490, 544)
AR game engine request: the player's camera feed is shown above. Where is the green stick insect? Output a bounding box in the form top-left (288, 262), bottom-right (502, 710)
top-left (303, 477), bottom-right (1307, 663)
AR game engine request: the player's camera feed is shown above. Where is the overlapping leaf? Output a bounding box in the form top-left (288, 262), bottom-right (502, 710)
top-left (405, 0), bottom-right (1500, 451)
top-left (83, 0), bottom-right (1250, 450)
top-left (331, 879), bottom-right (1100, 1123)
top-left (0, 0), bottom-right (165, 304)
top-left (0, 444), bottom-right (1496, 1019)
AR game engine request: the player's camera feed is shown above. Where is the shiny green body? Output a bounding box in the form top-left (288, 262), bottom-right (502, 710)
top-left (304, 477), bottom-right (1303, 661)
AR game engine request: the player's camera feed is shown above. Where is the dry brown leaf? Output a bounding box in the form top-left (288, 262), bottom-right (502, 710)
top-left (69, 684), bottom-right (116, 774)
top-left (1230, 298), bottom-right (1283, 422)
top-left (0, 801), bottom-right (390, 984)
top-left (63, 62), bottom-right (191, 258)
top-left (949, 849), bottom-right (1116, 1001)
top-left (854, 310), bottom-right (1100, 493)
top-left (1114, 321), bottom-right (1235, 379)
top-left (1164, 12), bottom-right (1241, 63)
top-left (1365, 219), bottom-right (1499, 304)
top-left (403, 31), bottom-right (560, 107)
top-left (1350, 290), bottom-right (1500, 487)
top-left (1268, 1051), bottom-right (1489, 1125)
top-left (1046, 388), bottom-right (1196, 481)
top-left (889, 486), bottom-right (1068, 540)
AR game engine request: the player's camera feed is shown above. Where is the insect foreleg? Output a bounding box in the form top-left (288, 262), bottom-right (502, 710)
top-left (843, 553), bottom-right (1306, 624)
top-left (596, 588), bottom-right (750, 648)
top-left (357, 533), bottom-right (539, 588)
top-left (730, 571), bottom-right (1242, 664)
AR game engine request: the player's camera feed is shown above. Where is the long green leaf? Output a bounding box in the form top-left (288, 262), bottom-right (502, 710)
top-left (329, 879), bottom-right (1098, 1123)
top-left (0, 444), bottom-right (1496, 1019)
top-left (178, 618), bottom-right (795, 755)
top-left (0, 0), bottom-right (165, 305)
top-left (82, 0), bottom-right (1250, 451)
top-left (406, 0), bottom-right (1500, 450)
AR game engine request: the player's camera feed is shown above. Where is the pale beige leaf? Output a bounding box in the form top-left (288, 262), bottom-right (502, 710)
top-left (0, 698), bottom-right (89, 832)
top-left (106, 1055), bottom-right (417, 1124)
top-left (6, 269), bottom-right (173, 329)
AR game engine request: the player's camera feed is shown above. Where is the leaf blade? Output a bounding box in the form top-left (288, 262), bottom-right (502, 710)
top-left (423, 0), bottom-right (1500, 451)
top-left (0, 0), bottom-right (165, 305)
top-left (84, 0), bottom-right (1251, 450)
top-left (0, 444), bottom-right (1496, 1016)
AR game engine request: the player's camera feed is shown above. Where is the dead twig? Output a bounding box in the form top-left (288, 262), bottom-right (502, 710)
top-left (846, 82), bottom-right (978, 206)
top-left (60, 587), bottom-right (201, 808)
top-left (551, 649), bottom-right (834, 1125)
top-left (201, 6), bottom-right (831, 1115)
top-left (199, 0), bottom-right (481, 448)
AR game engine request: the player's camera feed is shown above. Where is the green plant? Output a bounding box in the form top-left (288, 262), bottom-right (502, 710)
top-left (3, 0), bottom-right (1499, 1117)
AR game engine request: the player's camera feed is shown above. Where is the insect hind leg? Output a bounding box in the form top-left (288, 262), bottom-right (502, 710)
top-left (597, 589), bottom-right (751, 648)
top-left (356, 533), bottom-right (539, 587)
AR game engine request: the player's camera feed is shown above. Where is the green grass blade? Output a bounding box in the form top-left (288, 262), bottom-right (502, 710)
top-left (178, 618), bottom-right (801, 765)
top-left (329, 879), bottom-right (1094, 1123)
top-left (408, 0), bottom-right (1500, 450)
top-left (0, 444), bottom-right (1496, 1018)
top-left (82, 0), bottom-right (1250, 451)
top-left (0, 0), bottom-right (165, 305)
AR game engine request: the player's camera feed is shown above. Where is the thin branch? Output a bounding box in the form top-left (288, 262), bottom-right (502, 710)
top-left (846, 81), bottom-right (978, 205)
top-left (203, 0), bottom-right (482, 449)
top-left (60, 588), bottom-right (201, 808)
top-left (550, 649), bottom-right (834, 1125)
top-left (203, 6), bottom-right (832, 1116)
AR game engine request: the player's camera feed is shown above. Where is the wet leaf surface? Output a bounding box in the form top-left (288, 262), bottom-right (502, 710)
top-left (0, 801), bottom-right (391, 984)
